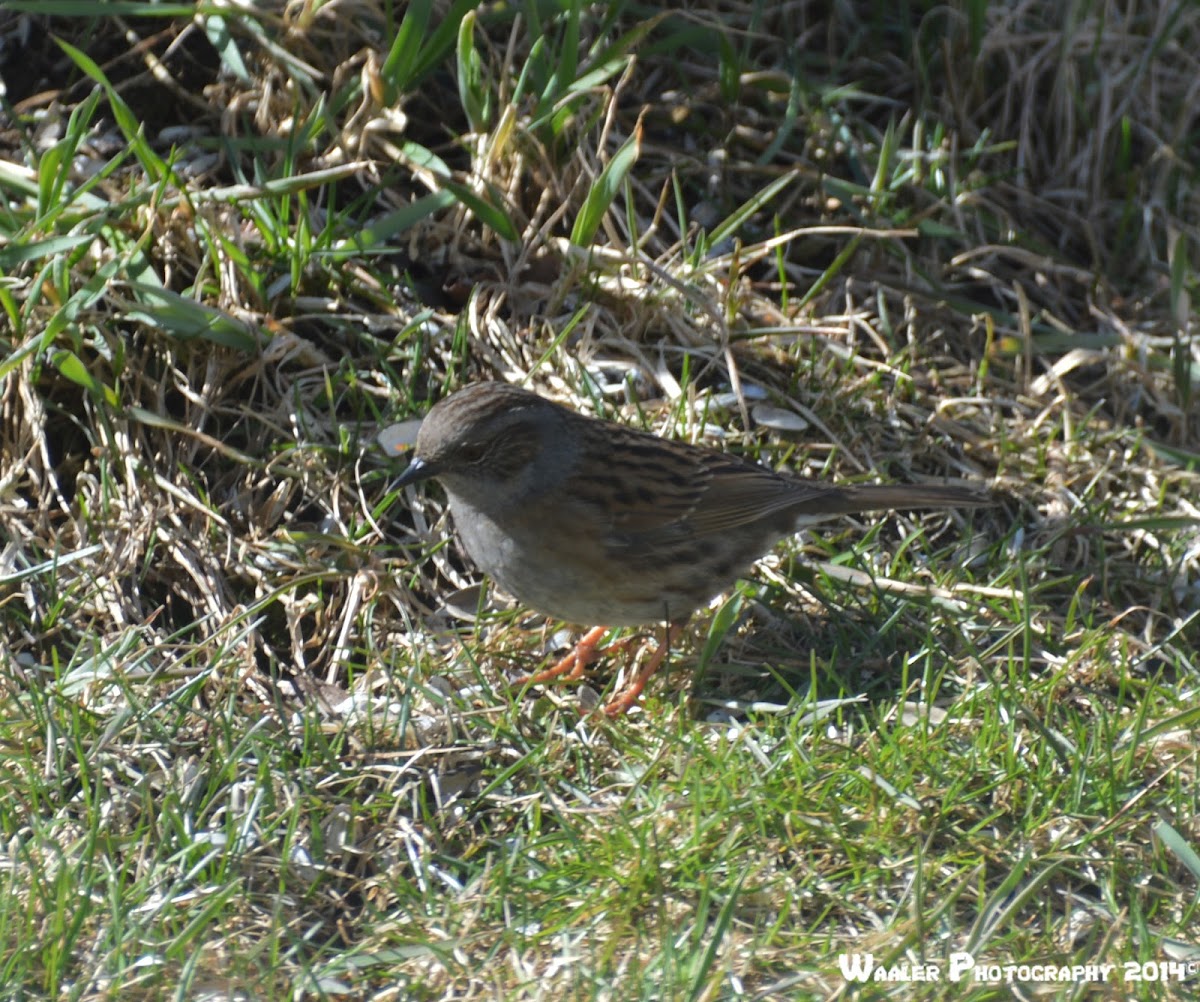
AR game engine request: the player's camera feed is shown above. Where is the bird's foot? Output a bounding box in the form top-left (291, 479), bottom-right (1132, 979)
top-left (514, 625), bottom-right (611, 687)
top-left (514, 623), bottom-right (683, 716)
top-left (601, 623), bottom-right (685, 716)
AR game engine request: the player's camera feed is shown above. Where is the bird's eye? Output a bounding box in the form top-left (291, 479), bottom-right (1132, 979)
top-left (457, 441), bottom-right (488, 464)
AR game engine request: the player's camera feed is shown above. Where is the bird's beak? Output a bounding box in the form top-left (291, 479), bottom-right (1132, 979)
top-left (390, 456), bottom-right (436, 492)
top-left (379, 419), bottom-right (434, 494)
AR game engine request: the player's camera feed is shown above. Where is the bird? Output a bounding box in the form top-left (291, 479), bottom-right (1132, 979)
top-left (387, 381), bottom-right (992, 715)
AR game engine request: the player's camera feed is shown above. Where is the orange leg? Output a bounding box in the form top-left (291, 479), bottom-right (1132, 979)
top-left (602, 622), bottom-right (685, 717)
top-left (514, 625), bottom-right (609, 687)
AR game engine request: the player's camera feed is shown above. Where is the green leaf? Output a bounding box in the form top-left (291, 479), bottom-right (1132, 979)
top-left (456, 10), bottom-right (488, 132)
top-left (4, 1), bottom-right (193, 10)
top-left (381, 0), bottom-right (482, 98)
top-left (332, 190), bottom-right (457, 258)
top-left (718, 30), bottom-right (739, 103)
top-left (1153, 821), bottom-right (1200, 882)
top-left (0, 234), bottom-right (95, 268)
top-left (570, 124), bottom-right (641, 247)
top-left (796, 233), bottom-right (863, 311)
top-left (27, 255), bottom-right (126, 361)
top-left (1145, 440), bottom-right (1200, 471)
top-left (542, 0), bottom-right (581, 106)
top-left (707, 169), bottom-right (799, 248)
top-left (55, 38), bottom-right (167, 182)
top-left (381, 0), bottom-right (431, 97)
top-left (442, 180), bottom-right (519, 241)
top-left (52, 349), bottom-right (105, 396)
top-left (202, 14), bottom-right (252, 85)
top-left (120, 282), bottom-right (260, 351)
top-left (397, 142), bottom-right (452, 179)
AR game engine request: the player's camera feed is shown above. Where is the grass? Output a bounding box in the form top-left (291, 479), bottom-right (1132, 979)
top-left (1, 0), bottom-right (1199, 999)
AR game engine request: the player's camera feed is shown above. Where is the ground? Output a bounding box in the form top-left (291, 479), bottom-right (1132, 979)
top-left (1, 2), bottom-right (1198, 999)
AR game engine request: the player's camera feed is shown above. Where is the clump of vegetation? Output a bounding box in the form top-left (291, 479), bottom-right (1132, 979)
top-left (1, 2), bottom-right (1197, 998)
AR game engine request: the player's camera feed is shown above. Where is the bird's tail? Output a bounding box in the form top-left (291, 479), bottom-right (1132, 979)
top-left (796, 483), bottom-right (993, 518)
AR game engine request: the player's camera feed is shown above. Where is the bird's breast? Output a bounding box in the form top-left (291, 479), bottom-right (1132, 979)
top-left (446, 496), bottom-right (717, 625)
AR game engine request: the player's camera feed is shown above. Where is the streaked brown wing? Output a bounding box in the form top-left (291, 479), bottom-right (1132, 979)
top-left (565, 425), bottom-right (707, 532)
top-left (684, 454), bottom-right (835, 534)
top-left (563, 424), bottom-right (820, 537)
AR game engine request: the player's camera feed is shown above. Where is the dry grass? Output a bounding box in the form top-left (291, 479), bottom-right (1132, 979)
top-left (1, 1), bottom-right (1198, 999)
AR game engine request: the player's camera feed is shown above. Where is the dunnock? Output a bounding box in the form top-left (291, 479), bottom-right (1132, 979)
top-left (388, 382), bottom-right (991, 714)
